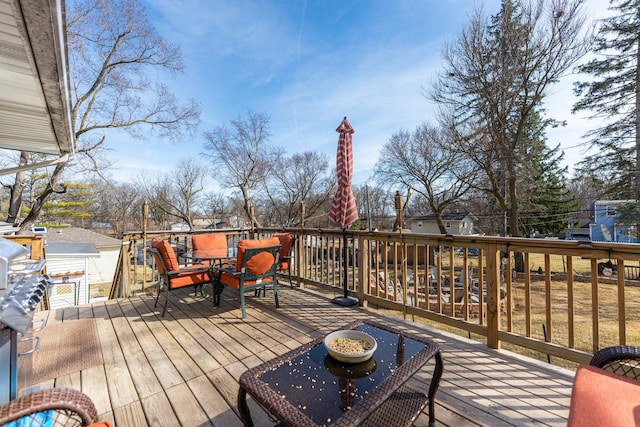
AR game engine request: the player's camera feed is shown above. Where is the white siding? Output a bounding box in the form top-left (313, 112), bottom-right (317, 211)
top-left (45, 257), bottom-right (90, 309)
top-left (88, 248), bottom-right (119, 284)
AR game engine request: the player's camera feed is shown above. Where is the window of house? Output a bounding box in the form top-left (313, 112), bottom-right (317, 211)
top-left (445, 221), bottom-right (451, 228)
top-left (417, 222), bottom-right (423, 228)
top-left (462, 221), bottom-right (466, 228)
top-left (606, 206), bottom-right (617, 216)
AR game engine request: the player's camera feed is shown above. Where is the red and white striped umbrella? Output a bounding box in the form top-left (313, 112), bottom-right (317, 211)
top-left (328, 117), bottom-right (358, 229)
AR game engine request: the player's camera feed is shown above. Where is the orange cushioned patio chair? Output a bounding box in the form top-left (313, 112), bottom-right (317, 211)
top-left (192, 232), bottom-right (228, 256)
top-left (274, 232), bottom-right (296, 287)
top-left (149, 238), bottom-right (213, 317)
top-left (214, 237), bottom-right (281, 318)
top-left (255, 233), bottom-right (296, 297)
top-left (191, 232), bottom-right (235, 269)
top-left (567, 345), bottom-right (640, 426)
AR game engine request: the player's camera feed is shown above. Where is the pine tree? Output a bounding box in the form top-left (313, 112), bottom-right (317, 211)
top-left (520, 144), bottom-right (577, 236)
top-left (573, 0), bottom-right (640, 199)
top-left (40, 183), bottom-right (95, 227)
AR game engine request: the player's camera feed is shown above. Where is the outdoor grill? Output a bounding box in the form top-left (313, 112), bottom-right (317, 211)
top-left (0, 238), bottom-right (51, 404)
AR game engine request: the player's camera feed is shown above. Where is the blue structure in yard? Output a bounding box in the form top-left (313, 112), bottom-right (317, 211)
top-left (589, 200), bottom-right (636, 243)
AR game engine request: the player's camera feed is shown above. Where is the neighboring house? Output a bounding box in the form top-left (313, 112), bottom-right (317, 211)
top-left (409, 212), bottom-right (478, 235)
top-left (565, 219), bottom-right (591, 241)
top-left (170, 222), bottom-right (191, 232)
top-left (44, 228), bottom-right (121, 307)
top-left (589, 200), bottom-right (636, 243)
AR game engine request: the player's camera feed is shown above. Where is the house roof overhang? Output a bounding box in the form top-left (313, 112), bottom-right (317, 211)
top-left (0, 0), bottom-right (75, 171)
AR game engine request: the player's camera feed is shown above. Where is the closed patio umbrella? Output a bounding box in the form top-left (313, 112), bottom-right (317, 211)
top-left (328, 117), bottom-right (359, 307)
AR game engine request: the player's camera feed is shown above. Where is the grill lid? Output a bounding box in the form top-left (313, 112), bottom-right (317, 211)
top-left (0, 239), bottom-right (27, 285)
top-left (0, 238), bottom-right (49, 333)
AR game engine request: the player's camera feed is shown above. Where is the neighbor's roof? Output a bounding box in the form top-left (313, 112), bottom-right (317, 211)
top-left (410, 212), bottom-right (476, 222)
top-left (44, 227), bottom-right (121, 248)
top-left (0, 0), bottom-right (75, 159)
top-left (45, 242), bottom-right (99, 257)
top-left (593, 200), bottom-right (636, 205)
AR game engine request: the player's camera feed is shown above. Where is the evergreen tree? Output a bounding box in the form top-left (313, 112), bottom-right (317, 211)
top-left (40, 182), bottom-right (96, 227)
top-left (520, 144), bottom-right (577, 236)
top-left (573, 0), bottom-right (640, 199)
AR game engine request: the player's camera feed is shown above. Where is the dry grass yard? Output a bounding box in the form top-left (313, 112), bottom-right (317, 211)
top-left (367, 251), bottom-right (640, 370)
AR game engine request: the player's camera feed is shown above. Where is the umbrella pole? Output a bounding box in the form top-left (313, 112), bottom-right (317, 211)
top-left (332, 228), bottom-right (358, 307)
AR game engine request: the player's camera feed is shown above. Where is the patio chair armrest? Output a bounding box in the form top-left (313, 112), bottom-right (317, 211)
top-left (215, 267), bottom-right (241, 276)
top-left (589, 345), bottom-right (640, 380)
top-left (0, 388), bottom-right (99, 425)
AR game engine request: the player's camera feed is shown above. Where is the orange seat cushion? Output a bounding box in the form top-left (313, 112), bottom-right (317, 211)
top-left (568, 364), bottom-right (640, 427)
top-left (192, 233), bottom-right (228, 256)
top-left (218, 271), bottom-right (276, 289)
top-left (236, 237), bottom-right (280, 273)
top-left (278, 260), bottom-right (290, 271)
top-left (88, 423), bottom-right (112, 427)
top-left (151, 239), bottom-right (179, 272)
top-left (169, 266), bottom-right (212, 288)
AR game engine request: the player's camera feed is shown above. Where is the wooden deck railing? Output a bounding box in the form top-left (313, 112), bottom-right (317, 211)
top-left (113, 228), bottom-right (640, 365)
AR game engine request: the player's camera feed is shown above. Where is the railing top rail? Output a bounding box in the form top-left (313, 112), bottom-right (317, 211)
top-left (121, 227), bottom-right (640, 260)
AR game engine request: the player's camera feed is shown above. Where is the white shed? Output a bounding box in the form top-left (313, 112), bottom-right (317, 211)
top-left (45, 243), bottom-right (99, 309)
top-left (44, 228), bottom-right (121, 306)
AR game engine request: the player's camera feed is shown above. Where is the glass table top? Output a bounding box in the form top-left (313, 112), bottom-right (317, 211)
top-left (257, 323), bottom-right (427, 426)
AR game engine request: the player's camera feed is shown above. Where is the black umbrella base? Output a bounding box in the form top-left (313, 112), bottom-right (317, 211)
top-left (332, 295), bottom-right (359, 307)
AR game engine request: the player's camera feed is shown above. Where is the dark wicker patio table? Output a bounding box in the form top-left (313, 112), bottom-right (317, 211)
top-left (237, 319), bottom-right (443, 427)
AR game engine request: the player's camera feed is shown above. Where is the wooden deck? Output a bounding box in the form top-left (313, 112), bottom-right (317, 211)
top-left (27, 285), bottom-right (575, 426)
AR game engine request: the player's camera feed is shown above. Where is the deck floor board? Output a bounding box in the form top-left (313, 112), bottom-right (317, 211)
top-left (25, 286), bottom-right (574, 426)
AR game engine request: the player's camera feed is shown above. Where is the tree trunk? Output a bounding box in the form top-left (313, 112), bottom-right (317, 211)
top-left (17, 162), bottom-right (66, 234)
top-left (635, 37), bottom-right (640, 201)
top-left (6, 151), bottom-right (30, 225)
top-left (435, 216), bottom-right (448, 234)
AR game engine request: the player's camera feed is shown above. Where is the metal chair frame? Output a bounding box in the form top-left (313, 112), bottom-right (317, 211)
top-left (215, 244), bottom-right (281, 318)
top-left (148, 246), bottom-right (213, 317)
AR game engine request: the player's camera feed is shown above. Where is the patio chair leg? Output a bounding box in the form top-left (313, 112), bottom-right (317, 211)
top-left (240, 291), bottom-right (247, 319)
top-left (154, 286), bottom-right (162, 308)
top-left (274, 283), bottom-right (279, 308)
top-left (288, 269), bottom-right (294, 288)
top-left (161, 289), bottom-right (171, 317)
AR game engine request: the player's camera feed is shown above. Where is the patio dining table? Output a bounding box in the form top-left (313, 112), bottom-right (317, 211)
top-left (238, 319), bottom-right (443, 427)
top-left (181, 250), bottom-right (236, 299)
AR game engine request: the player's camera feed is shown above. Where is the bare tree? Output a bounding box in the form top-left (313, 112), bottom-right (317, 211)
top-left (7, 0), bottom-right (200, 232)
top-left (353, 184), bottom-right (395, 231)
top-left (375, 123), bottom-right (476, 233)
top-left (138, 159), bottom-right (207, 230)
top-left (197, 193), bottom-right (230, 229)
top-left (89, 181), bottom-right (144, 235)
top-left (263, 151), bottom-right (334, 226)
top-left (429, 0), bottom-right (589, 237)
top-left (203, 111), bottom-right (283, 227)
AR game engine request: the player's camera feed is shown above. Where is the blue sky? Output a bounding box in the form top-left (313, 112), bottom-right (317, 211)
top-left (106, 0), bottom-right (611, 190)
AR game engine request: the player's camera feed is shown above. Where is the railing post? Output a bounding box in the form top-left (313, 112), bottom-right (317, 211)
top-left (296, 231), bottom-right (305, 288)
top-left (486, 242), bottom-right (501, 349)
top-left (357, 234), bottom-right (368, 306)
